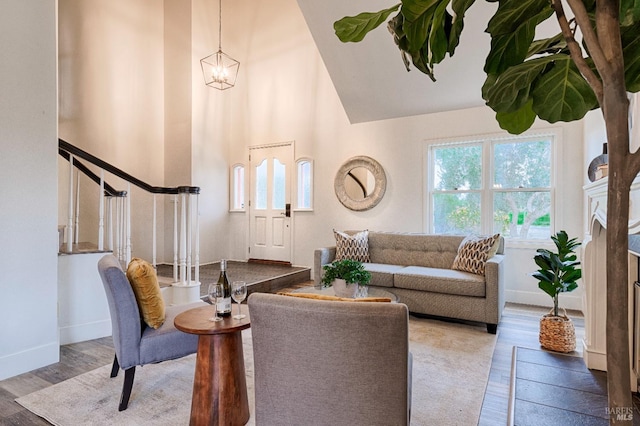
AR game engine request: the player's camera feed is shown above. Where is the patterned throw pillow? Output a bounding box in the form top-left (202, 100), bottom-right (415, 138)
top-left (334, 229), bottom-right (371, 262)
top-left (452, 234), bottom-right (501, 275)
top-left (126, 257), bottom-right (166, 329)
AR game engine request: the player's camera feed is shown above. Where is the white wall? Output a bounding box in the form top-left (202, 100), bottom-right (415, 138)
top-left (0, 1), bottom-right (59, 380)
top-left (55, 0), bottom-right (588, 314)
top-left (205, 0), bottom-right (586, 310)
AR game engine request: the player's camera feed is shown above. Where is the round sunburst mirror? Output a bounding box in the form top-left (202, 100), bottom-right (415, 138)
top-left (334, 156), bottom-right (386, 211)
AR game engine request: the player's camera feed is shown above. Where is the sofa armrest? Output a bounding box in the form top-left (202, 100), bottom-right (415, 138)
top-left (314, 247), bottom-right (336, 285)
top-left (484, 254), bottom-right (505, 325)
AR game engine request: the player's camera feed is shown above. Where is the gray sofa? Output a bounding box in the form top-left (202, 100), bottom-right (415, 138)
top-left (314, 232), bottom-right (505, 333)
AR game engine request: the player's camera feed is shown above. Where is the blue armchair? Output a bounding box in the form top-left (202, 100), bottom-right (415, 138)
top-left (97, 254), bottom-right (204, 411)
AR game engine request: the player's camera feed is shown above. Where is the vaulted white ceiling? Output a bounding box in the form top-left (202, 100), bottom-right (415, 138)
top-left (296, 0), bottom-right (499, 123)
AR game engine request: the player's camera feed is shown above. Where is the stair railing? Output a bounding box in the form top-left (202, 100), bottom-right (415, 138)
top-left (58, 139), bottom-right (201, 294)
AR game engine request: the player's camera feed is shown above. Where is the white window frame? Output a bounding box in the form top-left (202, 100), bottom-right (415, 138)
top-left (424, 129), bottom-right (558, 243)
top-left (294, 157), bottom-right (314, 211)
top-left (229, 163), bottom-right (245, 212)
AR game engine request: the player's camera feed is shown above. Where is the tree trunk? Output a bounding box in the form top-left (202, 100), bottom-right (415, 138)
top-left (603, 76), bottom-right (634, 425)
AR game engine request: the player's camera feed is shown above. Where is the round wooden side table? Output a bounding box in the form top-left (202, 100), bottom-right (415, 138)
top-left (175, 304), bottom-right (251, 426)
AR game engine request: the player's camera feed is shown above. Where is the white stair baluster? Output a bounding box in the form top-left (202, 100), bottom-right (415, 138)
top-left (67, 155), bottom-right (74, 253)
top-left (106, 196), bottom-right (113, 251)
top-left (187, 192), bottom-right (192, 285)
top-left (126, 184), bottom-right (131, 264)
top-left (152, 194), bottom-right (157, 268)
top-left (195, 193), bottom-right (200, 286)
top-left (173, 195), bottom-right (178, 282)
top-left (98, 170), bottom-right (104, 251)
top-left (115, 197), bottom-right (121, 261)
top-left (74, 170), bottom-right (80, 244)
top-left (179, 192), bottom-right (187, 284)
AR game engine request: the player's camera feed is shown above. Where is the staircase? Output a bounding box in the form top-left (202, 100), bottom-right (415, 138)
top-left (57, 139), bottom-right (203, 347)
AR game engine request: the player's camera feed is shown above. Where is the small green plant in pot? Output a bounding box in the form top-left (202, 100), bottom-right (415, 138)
top-left (321, 259), bottom-right (371, 298)
top-left (531, 230), bottom-right (581, 353)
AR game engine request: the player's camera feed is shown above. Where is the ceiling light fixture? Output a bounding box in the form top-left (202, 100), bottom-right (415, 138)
top-left (200, 0), bottom-right (239, 90)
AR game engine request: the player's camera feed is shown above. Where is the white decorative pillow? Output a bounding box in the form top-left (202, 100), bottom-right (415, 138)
top-left (334, 229), bottom-right (370, 263)
top-left (452, 234), bottom-right (500, 275)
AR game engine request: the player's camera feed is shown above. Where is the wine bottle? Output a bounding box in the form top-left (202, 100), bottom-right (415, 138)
top-left (216, 259), bottom-right (232, 316)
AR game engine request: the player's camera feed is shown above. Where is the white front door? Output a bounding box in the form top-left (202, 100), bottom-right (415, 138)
top-left (249, 143), bottom-right (293, 263)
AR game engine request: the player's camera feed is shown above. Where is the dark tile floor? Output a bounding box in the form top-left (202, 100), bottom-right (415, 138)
top-left (156, 260), bottom-right (311, 297)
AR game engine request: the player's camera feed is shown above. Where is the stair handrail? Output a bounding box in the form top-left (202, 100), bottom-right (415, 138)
top-left (59, 139), bottom-right (200, 195)
top-left (58, 149), bottom-right (126, 197)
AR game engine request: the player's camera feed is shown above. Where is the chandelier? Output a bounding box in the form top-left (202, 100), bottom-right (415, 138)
top-left (200, 0), bottom-right (239, 90)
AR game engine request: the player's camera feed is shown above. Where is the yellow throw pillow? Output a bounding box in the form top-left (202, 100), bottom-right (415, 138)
top-left (278, 292), bottom-right (391, 303)
top-left (452, 234), bottom-right (501, 276)
top-left (126, 257), bottom-right (166, 329)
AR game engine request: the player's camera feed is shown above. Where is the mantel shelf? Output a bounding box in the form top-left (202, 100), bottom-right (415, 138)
top-left (584, 174), bottom-right (640, 234)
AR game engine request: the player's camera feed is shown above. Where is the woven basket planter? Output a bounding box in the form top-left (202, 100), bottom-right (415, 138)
top-left (539, 309), bottom-right (576, 353)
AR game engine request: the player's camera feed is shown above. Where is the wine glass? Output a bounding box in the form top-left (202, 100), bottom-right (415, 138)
top-left (207, 283), bottom-right (224, 322)
top-left (231, 281), bottom-right (247, 319)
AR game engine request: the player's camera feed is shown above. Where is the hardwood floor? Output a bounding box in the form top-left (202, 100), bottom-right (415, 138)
top-left (0, 296), bottom-right (586, 425)
top-left (478, 304), bottom-right (585, 425)
top-left (0, 337), bottom-right (114, 425)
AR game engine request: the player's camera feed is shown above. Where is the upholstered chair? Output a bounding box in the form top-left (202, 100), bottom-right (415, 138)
top-left (248, 293), bottom-right (412, 425)
top-left (97, 254), bottom-right (204, 411)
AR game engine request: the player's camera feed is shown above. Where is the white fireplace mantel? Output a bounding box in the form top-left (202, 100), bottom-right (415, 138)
top-left (584, 175), bottom-right (640, 234)
top-left (583, 174), bottom-right (640, 390)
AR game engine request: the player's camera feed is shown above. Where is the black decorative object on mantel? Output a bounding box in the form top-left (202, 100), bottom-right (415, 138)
top-left (587, 142), bottom-right (609, 182)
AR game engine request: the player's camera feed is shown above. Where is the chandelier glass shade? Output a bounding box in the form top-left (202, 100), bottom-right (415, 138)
top-left (200, 0), bottom-right (239, 90)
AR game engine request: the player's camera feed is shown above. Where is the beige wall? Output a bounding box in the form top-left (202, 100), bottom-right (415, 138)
top-left (58, 0), bottom-right (166, 262)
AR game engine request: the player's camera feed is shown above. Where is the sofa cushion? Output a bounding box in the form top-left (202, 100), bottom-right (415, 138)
top-left (452, 234), bottom-right (500, 275)
top-left (394, 266), bottom-right (486, 297)
top-left (364, 263), bottom-right (406, 288)
top-left (368, 232), bottom-right (464, 268)
top-left (334, 229), bottom-right (371, 262)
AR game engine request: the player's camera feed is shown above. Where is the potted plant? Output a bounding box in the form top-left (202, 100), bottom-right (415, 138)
top-left (531, 230), bottom-right (582, 353)
top-left (321, 259), bottom-right (371, 298)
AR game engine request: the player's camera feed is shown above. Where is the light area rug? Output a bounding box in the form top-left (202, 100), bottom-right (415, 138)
top-left (17, 317), bottom-right (496, 426)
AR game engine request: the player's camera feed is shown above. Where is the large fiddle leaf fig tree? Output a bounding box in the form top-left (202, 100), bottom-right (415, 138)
top-left (335, 0), bottom-right (640, 423)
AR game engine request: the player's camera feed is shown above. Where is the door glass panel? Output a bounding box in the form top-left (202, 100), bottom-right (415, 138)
top-left (297, 160), bottom-right (312, 209)
top-left (273, 159), bottom-right (286, 209)
top-left (255, 159), bottom-right (267, 209)
top-left (232, 165), bottom-right (245, 209)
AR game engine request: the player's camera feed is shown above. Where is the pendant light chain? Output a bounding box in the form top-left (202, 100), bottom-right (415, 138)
top-left (218, 0), bottom-right (222, 52)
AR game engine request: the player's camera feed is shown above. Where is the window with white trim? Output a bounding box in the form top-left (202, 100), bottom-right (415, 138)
top-left (230, 164), bottom-right (245, 211)
top-left (295, 158), bottom-right (313, 210)
top-left (428, 133), bottom-right (554, 240)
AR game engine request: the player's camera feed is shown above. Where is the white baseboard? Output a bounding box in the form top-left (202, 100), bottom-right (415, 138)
top-left (0, 341), bottom-right (59, 381)
top-left (59, 319), bottom-right (112, 345)
top-left (505, 289), bottom-right (583, 312)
